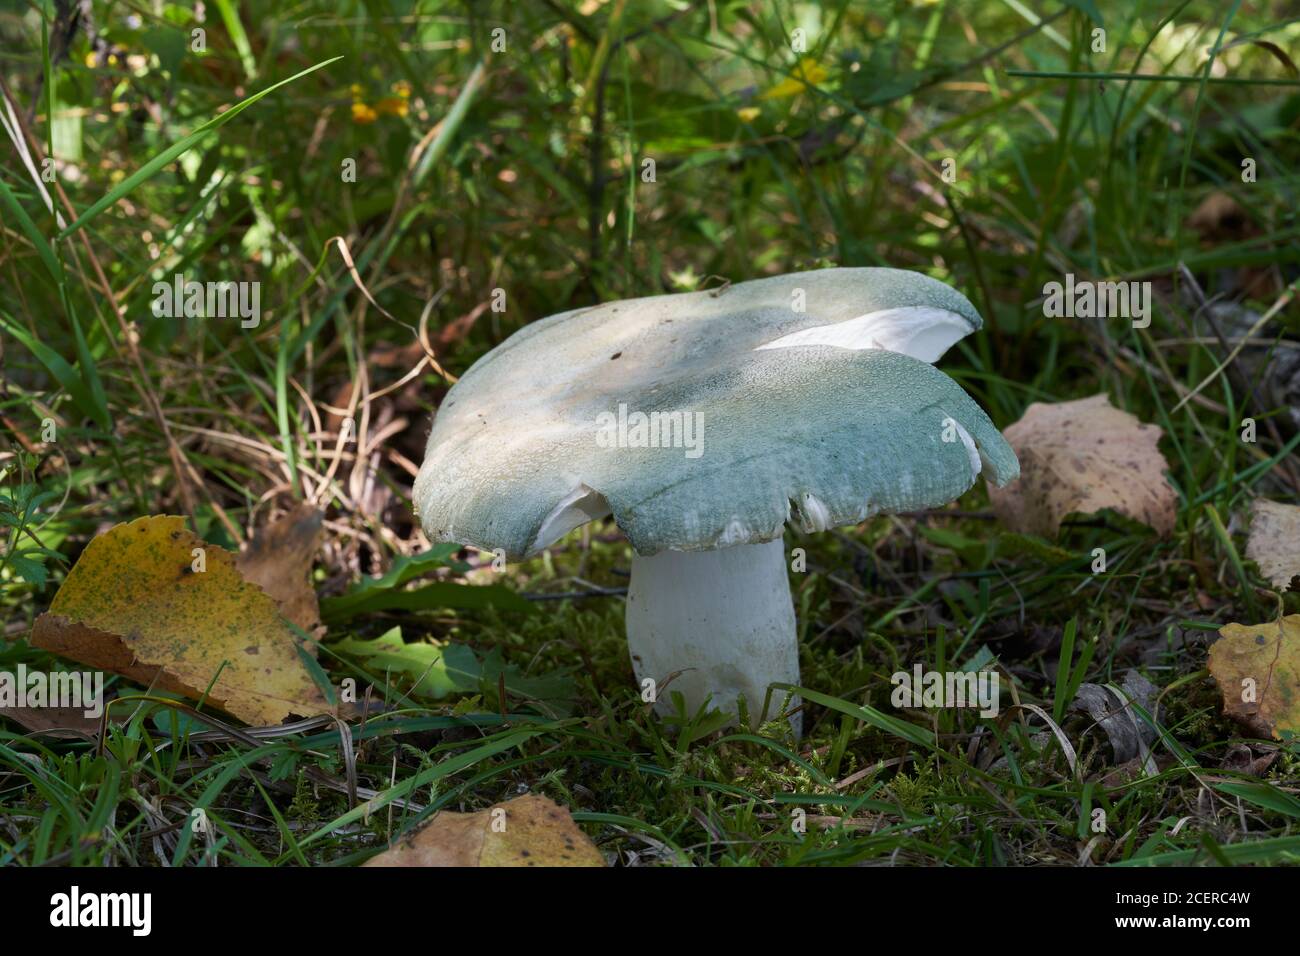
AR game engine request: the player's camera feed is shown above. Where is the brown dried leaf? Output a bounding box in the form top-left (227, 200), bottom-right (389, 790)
top-left (235, 504), bottom-right (324, 637)
top-left (25, 516), bottom-right (333, 726)
top-left (0, 704), bottom-right (105, 738)
top-left (1187, 192), bottom-right (1253, 243)
top-left (1220, 742), bottom-right (1279, 777)
top-left (1245, 499), bottom-right (1300, 590)
top-left (988, 394), bottom-right (1177, 538)
top-left (363, 794), bottom-right (603, 867)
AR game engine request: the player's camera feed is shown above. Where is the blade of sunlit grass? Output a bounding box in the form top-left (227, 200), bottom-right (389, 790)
top-left (1006, 69), bottom-right (1300, 86)
top-left (57, 57), bottom-right (342, 239)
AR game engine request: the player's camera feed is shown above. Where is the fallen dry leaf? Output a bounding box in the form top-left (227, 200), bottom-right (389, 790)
top-left (1208, 614), bottom-right (1300, 741)
top-left (1187, 191), bottom-right (1253, 244)
top-left (1070, 670), bottom-right (1160, 767)
top-left (236, 504), bottom-right (325, 637)
top-left (1245, 499), bottom-right (1300, 590)
top-left (25, 515), bottom-right (333, 726)
top-left (363, 794), bottom-right (603, 867)
top-left (1220, 742), bottom-right (1279, 777)
top-left (989, 394), bottom-right (1177, 538)
top-left (0, 704), bottom-right (106, 738)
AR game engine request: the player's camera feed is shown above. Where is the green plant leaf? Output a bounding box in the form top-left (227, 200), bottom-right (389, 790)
top-left (321, 572), bottom-right (531, 623)
top-left (6, 553), bottom-right (48, 587)
top-left (330, 628), bottom-right (572, 712)
top-left (319, 544), bottom-right (461, 620)
top-left (331, 626), bottom-right (463, 698)
top-left (1061, 0), bottom-right (1104, 26)
top-left (475, 647), bottom-right (575, 714)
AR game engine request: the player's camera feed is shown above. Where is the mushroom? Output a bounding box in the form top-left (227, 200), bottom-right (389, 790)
top-left (413, 268), bottom-right (1018, 733)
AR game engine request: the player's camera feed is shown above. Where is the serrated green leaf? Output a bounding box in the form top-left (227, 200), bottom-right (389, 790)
top-left (7, 553), bottom-right (48, 587)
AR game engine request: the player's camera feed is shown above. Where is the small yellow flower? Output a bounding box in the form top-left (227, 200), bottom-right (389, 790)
top-left (759, 57), bottom-right (828, 100)
top-left (351, 101), bottom-right (378, 124)
top-left (349, 83), bottom-right (365, 100)
top-left (374, 96), bottom-right (408, 117)
top-left (391, 80), bottom-right (412, 98)
top-left (736, 106), bottom-right (761, 123)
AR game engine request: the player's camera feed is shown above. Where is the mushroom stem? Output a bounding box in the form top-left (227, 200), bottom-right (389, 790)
top-left (626, 537), bottom-right (801, 734)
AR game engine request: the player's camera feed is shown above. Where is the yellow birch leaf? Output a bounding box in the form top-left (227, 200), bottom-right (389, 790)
top-left (27, 515), bottom-right (333, 725)
top-left (1209, 614), bottom-right (1300, 741)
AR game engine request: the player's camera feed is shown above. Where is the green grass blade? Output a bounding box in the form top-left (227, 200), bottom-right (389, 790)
top-left (57, 57), bottom-right (342, 239)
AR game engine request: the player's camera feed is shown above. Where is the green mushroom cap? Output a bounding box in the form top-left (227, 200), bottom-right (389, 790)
top-left (414, 268), bottom-right (1019, 558)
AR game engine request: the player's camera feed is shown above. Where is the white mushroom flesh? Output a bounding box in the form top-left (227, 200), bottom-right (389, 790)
top-left (625, 537), bottom-right (800, 733)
